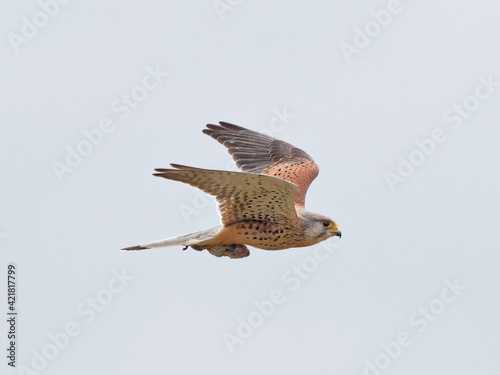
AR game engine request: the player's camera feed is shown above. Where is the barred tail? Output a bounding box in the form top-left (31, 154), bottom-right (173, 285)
top-left (121, 226), bottom-right (221, 251)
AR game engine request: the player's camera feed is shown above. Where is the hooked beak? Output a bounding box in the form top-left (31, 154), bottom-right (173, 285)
top-left (330, 227), bottom-right (342, 238)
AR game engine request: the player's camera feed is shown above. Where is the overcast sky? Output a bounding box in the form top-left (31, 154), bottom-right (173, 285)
top-left (2, 1), bottom-right (500, 374)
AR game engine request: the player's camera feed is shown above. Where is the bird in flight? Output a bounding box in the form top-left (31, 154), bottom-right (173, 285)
top-left (122, 122), bottom-right (341, 258)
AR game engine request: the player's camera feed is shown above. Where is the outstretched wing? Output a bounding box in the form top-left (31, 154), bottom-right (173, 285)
top-left (203, 122), bottom-right (319, 208)
top-left (153, 164), bottom-right (299, 227)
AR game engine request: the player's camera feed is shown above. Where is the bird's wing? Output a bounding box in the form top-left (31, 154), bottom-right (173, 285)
top-left (203, 122), bottom-right (319, 208)
top-left (153, 164), bottom-right (299, 227)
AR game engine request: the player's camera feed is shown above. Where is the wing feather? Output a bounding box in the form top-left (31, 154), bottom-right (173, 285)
top-left (153, 164), bottom-right (299, 227)
top-left (203, 122), bottom-right (319, 207)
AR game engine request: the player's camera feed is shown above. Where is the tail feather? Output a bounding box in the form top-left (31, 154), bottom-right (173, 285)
top-left (121, 226), bottom-right (221, 251)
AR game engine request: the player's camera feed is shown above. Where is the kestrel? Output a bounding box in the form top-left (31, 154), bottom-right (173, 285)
top-left (122, 122), bottom-right (341, 258)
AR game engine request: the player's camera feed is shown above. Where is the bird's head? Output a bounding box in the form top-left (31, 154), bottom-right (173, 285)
top-left (299, 211), bottom-right (341, 245)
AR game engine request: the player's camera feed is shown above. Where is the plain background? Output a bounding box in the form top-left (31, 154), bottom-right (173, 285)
top-left (2, 1), bottom-right (500, 374)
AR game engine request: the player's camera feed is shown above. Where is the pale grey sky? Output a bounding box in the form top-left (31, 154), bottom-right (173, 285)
top-left (2, 1), bottom-right (500, 374)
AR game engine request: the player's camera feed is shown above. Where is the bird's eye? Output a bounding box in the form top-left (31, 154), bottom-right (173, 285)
top-left (322, 220), bottom-right (333, 228)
